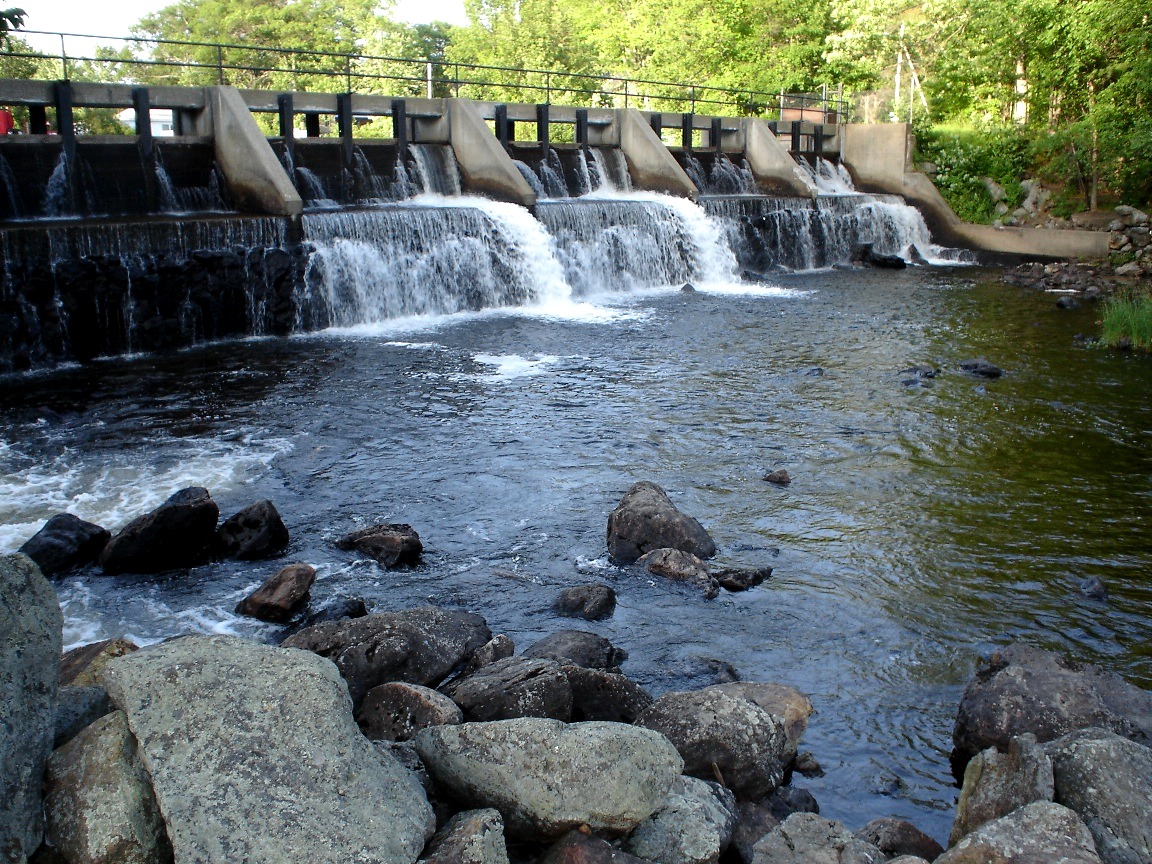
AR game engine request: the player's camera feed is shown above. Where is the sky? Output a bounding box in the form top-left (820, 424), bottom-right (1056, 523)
top-left (20, 0), bottom-right (469, 54)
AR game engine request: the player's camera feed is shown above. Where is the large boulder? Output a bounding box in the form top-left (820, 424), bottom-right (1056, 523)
top-left (705, 682), bottom-right (813, 761)
top-left (561, 665), bottom-right (653, 723)
top-left (356, 681), bottom-right (463, 741)
top-left (44, 710), bottom-right (173, 864)
top-left (99, 488), bottom-right (220, 574)
top-left (635, 689), bottom-right (789, 798)
top-left (935, 801), bottom-right (1103, 864)
top-left (414, 718), bottom-right (683, 840)
top-left (952, 643), bottom-right (1152, 772)
top-left (554, 584), bottom-right (617, 621)
top-left (216, 500), bottom-right (290, 560)
top-left (282, 605), bottom-right (492, 705)
top-left (606, 482), bottom-right (716, 563)
top-left (336, 523), bottom-right (423, 568)
top-left (458, 635), bottom-right (516, 677)
top-left (54, 685), bottom-right (114, 749)
top-left (854, 819), bottom-right (943, 862)
top-left (1046, 727), bottom-right (1152, 864)
top-left (19, 513), bottom-right (110, 577)
top-left (624, 776), bottom-right (737, 864)
top-left (730, 802), bottom-right (779, 864)
top-left (60, 638), bottom-right (139, 687)
top-left (751, 814), bottom-right (885, 864)
top-left (101, 635), bottom-right (435, 864)
top-left (235, 563), bottom-right (316, 622)
top-left (523, 631), bottom-right (627, 670)
top-left (539, 831), bottom-right (650, 864)
top-left (420, 809), bottom-right (509, 864)
top-left (951, 733), bottom-right (1054, 845)
top-left (441, 657), bottom-right (573, 722)
top-left (1, 553), bottom-right (63, 863)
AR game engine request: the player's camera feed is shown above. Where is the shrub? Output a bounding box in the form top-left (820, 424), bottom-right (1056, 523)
top-left (915, 123), bottom-right (1031, 224)
top-left (1101, 290), bottom-right (1152, 351)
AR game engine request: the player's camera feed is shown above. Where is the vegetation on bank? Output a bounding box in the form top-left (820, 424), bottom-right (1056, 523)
top-left (1101, 291), bottom-right (1152, 352)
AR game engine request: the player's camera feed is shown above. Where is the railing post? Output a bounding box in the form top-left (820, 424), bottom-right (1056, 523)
top-left (546, 71), bottom-right (551, 103)
top-left (337, 91), bottom-right (354, 167)
top-left (59, 34), bottom-right (68, 80)
top-left (536, 103), bottom-right (549, 157)
top-left (278, 93), bottom-right (295, 164)
top-left (649, 112), bottom-right (661, 138)
top-left (454, 63), bottom-right (460, 98)
top-left (575, 108), bottom-right (589, 155)
top-left (681, 113), bottom-right (693, 150)
top-left (305, 113), bottom-right (320, 137)
top-left (426, 62), bottom-right (433, 99)
top-left (791, 119), bottom-right (802, 154)
top-left (813, 124), bottom-right (824, 160)
top-left (494, 104), bottom-right (509, 149)
top-left (54, 80), bottom-right (78, 212)
top-left (217, 45), bottom-right (224, 85)
top-left (133, 88), bottom-right (159, 213)
top-left (710, 116), bottom-right (722, 151)
top-left (392, 99), bottom-right (408, 156)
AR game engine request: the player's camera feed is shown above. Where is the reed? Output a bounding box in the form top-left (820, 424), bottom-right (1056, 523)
top-left (1101, 289), bottom-right (1152, 351)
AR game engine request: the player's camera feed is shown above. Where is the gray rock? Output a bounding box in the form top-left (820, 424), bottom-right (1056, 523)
top-left (854, 818), bottom-right (942, 861)
top-left (554, 584), bottom-right (617, 621)
top-left (356, 681), bottom-right (463, 741)
top-left (705, 682), bottom-right (813, 761)
top-left (60, 638), bottom-right (139, 687)
top-left (101, 634), bottom-right (435, 864)
top-left (457, 634), bottom-right (515, 677)
top-left (54, 685), bottom-right (114, 749)
top-left (1046, 727), bottom-right (1152, 864)
top-left (539, 831), bottom-right (650, 864)
top-left (763, 470), bottom-right (791, 487)
top-left (635, 689), bottom-right (789, 798)
top-left (952, 643), bottom-right (1152, 772)
top-left (99, 487), bottom-right (220, 574)
top-left (935, 801), bottom-right (1102, 864)
top-left (414, 718), bottom-right (683, 841)
top-left (19, 514), bottom-right (110, 577)
top-left (606, 481), bottom-right (716, 564)
top-left (730, 801), bottom-right (779, 864)
top-left (282, 605), bottom-right (492, 705)
top-left (441, 657), bottom-right (573, 722)
top-left (951, 733), bottom-right (1054, 845)
top-left (216, 499), bottom-right (289, 560)
top-left (561, 665), bottom-right (653, 723)
top-left (751, 813), bottom-right (885, 864)
top-left (713, 567), bottom-right (772, 592)
top-left (44, 710), bottom-right (173, 864)
top-left (761, 786), bottom-right (819, 822)
top-left (625, 776), bottom-right (736, 864)
top-left (523, 630), bottom-right (627, 670)
top-left (235, 562), bottom-right (316, 622)
top-left (336, 523), bottom-right (423, 567)
top-left (1, 553), bottom-right (63, 863)
top-left (957, 359), bottom-right (1004, 379)
top-left (420, 809), bottom-right (509, 864)
top-left (637, 549), bottom-right (718, 597)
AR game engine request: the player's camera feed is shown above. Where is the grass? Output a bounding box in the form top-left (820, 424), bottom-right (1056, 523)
top-left (1101, 290), bottom-right (1152, 351)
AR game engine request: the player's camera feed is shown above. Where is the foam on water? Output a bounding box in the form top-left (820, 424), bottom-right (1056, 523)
top-left (472, 353), bottom-right (563, 381)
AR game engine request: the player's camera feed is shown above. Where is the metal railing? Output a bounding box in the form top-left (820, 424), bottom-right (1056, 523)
top-left (6, 29), bottom-right (849, 121)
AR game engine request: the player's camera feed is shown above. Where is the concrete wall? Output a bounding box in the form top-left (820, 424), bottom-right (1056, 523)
top-left (744, 119), bottom-right (815, 197)
top-left (210, 86), bottom-right (302, 217)
top-left (842, 123), bottom-right (1109, 259)
top-left (447, 99), bottom-right (536, 207)
top-left (616, 108), bottom-right (698, 199)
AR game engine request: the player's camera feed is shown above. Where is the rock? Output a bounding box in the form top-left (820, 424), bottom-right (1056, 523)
top-left (731, 801), bottom-right (780, 864)
top-left (540, 830), bottom-right (650, 864)
top-left (235, 562), bottom-right (316, 622)
top-left (1079, 577), bottom-right (1108, 600)
top-left (900, 364), bottom-right (938, 380)
top-left (1, 554), bottom-right (63, 863)
top-left (216, 499), bottom-right (290, 560)
top-left (420, 809), bottom-right (509, 864)
top-left (682, 282), bottom-right (697, 293)
top-left (638, 548), bottom-right (712, 585)
top-left (854, 818), bottom-right (943, 861)
top-left (859, 243), bottom-right (907, 269)
top-left (751, 813), bottom-right (885, 864)
top-left (1114, 261), bottom-right (1143, 278)
top-left (99, 488), bottom-right (220, 574)
top-left (764, 470), bottom-right (792, 486)
top-left (957, 359), bottom-right (1004, 379)
top-left (1045, 727), bottom-right (1152, 864)
top-left (705, 682), bottom-right (813, 761)
top-left (414, 718), bottom-right (683, 840)
top-left (794, 752), bottom-right (825, 778)
top-left (951, 642), bottom-right (1152, 773)
top-left (336, 523), bottom-right (423, 567)
top-left (624, 776), bottom-right (737, 864)
top-left (60, 638), bottom-right (139, 687)
top-left (714, 567), bottom-right (772, 592)
top-left (554, 584), bottom-right (617, 621)
top-left (761, 786), bottom-right (820, 821)
top-left (951, 733), bottom-right (1054, 845)
top-left (441, 657), bottom-right (573, 722)
top-left (606, 481), bottom-right (716, 564)
top-left (54, 685), bottom-right (114, 749)
top-left (982, 178), bottom-right (1007, 203)
top-left (1057, 296), bottom-right (1081, 310)
top-left (635, 689), bottom-right (789, 798)
top-left (356, 681), bottom-right (463, 741)
top-left (523, 630), bottom-right (627, 670)
top-left (561, 665), bottom-right (653, 723)
top-left (282, 605), bottom-right (492, 705)
top-left (19, 514), bottom-right (110, 577)
top-left (101, 634), bottom-right (435, 864)
top-left (935, 801), bottom-right (1102, 864)
top-left (43, 710), bottom-right (173, 864)
top-left (457, 634), bottom-right (516, 677)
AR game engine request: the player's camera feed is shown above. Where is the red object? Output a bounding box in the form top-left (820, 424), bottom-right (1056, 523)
top-left (0, 109), bottom-right (13, 135)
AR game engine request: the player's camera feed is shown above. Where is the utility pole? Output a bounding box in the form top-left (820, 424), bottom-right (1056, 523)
top-left (893, 21), bottom-right (905, 121)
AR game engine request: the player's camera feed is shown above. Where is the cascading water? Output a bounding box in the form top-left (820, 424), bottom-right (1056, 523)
top-left (682, 152), bottom-right (760, 195)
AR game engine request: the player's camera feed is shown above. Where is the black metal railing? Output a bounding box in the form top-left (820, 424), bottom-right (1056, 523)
top-left (6, 29), bottom-right (848, 121)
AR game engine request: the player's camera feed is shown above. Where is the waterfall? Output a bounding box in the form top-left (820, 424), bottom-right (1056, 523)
top-left (0, 152), bottom-right (24, 218)
top-left (41, 151), bottom-right (72, 218)
top-left (682, 153), bottom-right (759, 196)
top-left (409, 145), bottom-right (463, 197)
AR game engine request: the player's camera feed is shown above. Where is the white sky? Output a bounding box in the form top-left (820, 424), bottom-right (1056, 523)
top-left (20, 0), bottom-right (468, 55)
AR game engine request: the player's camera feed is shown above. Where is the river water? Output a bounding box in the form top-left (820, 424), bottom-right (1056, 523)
top-left (2, 226), bottom-right (1151, 844)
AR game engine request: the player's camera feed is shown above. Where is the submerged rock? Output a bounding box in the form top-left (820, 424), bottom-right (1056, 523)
top-left (101, 634), bottom-right (435, 864)
top-left (99, 487), bottom-right (220, 574)
top-left (553, 583), bottom-right (617, 621)
top-left (0, 553), bottom-right (64, 862)
top-left (414, 718), bottom-right (683, 840)
top-left (19, 513), bottom-right (110, 577)
top-left (235, 562), bottom-right (316, 622)
top-left (763, 469), bottom-right (792, 487)
top-left (216, 499), bottom-right (290, 560)
top-left (606, 481), bottom-right (716, 564)
top-left (714, 567), bottom-right (772, 592)
top-left (957, 359), bottom-right (1004, 379)
top-left (336, 523), bottom-right (423, 568)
